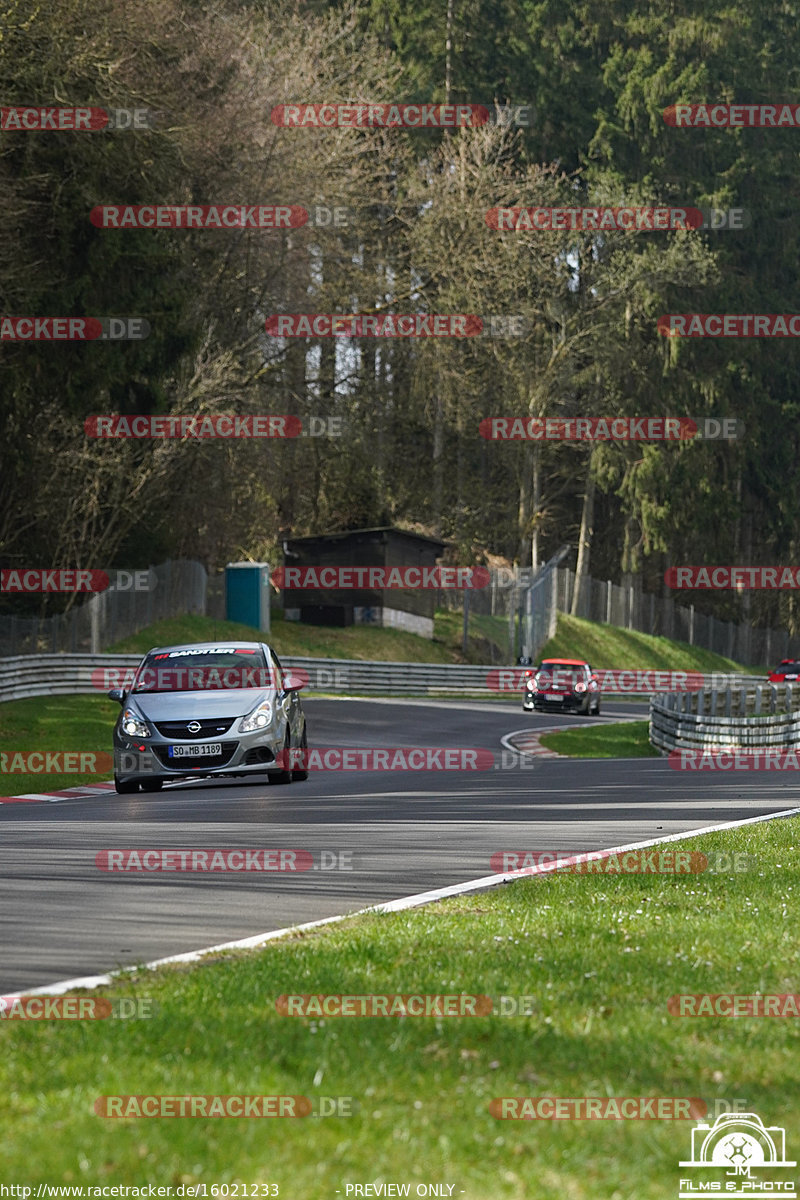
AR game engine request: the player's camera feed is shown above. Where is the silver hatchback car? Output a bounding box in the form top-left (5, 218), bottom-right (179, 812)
top-left (109, 641), bottom-right (308, 793)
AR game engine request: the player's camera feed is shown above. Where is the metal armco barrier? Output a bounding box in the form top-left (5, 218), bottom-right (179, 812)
top-left (650, 687), bottom-right (800, 754)
top-left (0, 654), bottom-right (773, 706)
top-left (0, 654), bottom-right (496, 703)
top-left (0, 654), bottom-right (141, 702)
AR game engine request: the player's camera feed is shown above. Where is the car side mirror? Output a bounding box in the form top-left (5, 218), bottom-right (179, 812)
top-left (283, 672), bottom-right (306, 692)
top-left (108, 688), bottom-right (126, 703)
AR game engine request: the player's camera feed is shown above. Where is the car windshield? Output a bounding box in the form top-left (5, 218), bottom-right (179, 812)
top-left (536, 664), bottom-right (585, 682)
top-left (132, 646), bottom-right (273, 693)
top-left (775, 662), bottom-right (800, 674)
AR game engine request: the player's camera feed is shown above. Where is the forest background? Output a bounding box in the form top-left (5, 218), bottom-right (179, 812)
top-left (1, 0), bottom-right (798, 634)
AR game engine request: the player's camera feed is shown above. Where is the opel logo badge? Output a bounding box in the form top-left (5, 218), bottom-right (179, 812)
top-left (187, 721), bottom-right (201, 733)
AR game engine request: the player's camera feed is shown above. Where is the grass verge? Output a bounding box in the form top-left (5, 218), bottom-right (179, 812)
top-left (1, 817), bottom-right (798, 1196)
top-left (538, 720), bottom-right (662, 759)
top-left (0, 694), bottom-right (117, 793)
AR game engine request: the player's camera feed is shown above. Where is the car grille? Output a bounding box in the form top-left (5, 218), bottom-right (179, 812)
top-left (153, 742), bottom-right (238, 769)
top-left (153, 718), bottom-right (235, 739)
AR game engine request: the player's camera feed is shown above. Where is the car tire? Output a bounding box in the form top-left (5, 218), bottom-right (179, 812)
top-left (114, 775), bottom-right (139, 794)
top-left (268, 731), bottom-right (293, 785)
top-left (292, 725), bottom-right (308, 782)
top-left (140, 779), bottom-right (163, 792)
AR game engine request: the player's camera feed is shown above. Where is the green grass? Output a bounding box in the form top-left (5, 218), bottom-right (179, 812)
top-left (539, 720), bottom-right (662, 759)
top-left (0, 694), bottom-right (117, 793)
top-left (2, 817), bottom-right (798, 1196)
top-left (106, 611), bottom-right (761, 675)
top-left (107, 612), bottom-right (504, 664)
top-left (539, 613), bottom-right (765, 675)
top-left (433, 607), bottom-right (509, 661)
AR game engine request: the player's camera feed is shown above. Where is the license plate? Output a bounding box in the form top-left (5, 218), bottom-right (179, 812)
top-left (168, 743), bottom-right (222, 758)
top-left (545, 695), bottom-right (564, 701)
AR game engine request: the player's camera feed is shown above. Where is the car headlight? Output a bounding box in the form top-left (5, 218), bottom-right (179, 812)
top-left (574, 682), bottom-right (587, 693)
top-left (239, 699), bottom-right (273, 732)
top-left (121, 708), bottom-right (151, 738)
top-left (526, 680), bottom-right (536, 692)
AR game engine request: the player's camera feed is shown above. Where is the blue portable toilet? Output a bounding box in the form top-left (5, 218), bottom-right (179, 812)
top-left (225, 562), bottom-right (271, 633)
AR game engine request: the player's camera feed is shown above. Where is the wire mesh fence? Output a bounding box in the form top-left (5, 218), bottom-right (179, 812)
top-left (0, 560), bottom-right (209, 656)
top-left (2, 556), bottom-right (798, 666)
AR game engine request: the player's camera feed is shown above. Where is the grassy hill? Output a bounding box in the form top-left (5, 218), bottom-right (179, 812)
top-left (107, 612), bottom-right (483, 662)
top-left (106, 610), bottom-right (764, 673)
top-left (538, 613), bottom-right (764, 675)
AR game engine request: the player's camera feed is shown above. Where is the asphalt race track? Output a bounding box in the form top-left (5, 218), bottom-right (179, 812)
top-left (3, 697), bottom-right (799, 993)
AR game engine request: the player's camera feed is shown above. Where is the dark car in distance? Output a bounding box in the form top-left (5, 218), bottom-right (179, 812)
top-left (522, 658), bottom-right (601, 715)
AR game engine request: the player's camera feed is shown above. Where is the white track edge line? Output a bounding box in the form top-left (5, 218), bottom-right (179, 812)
top-left (8, 802), bottom-right (800, 999)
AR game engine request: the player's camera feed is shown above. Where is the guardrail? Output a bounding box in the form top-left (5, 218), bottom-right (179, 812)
top-left (650, 687), bottom-right (800, 754)
top-left (0, 654), bottom-right (503, 704)
top-left (0, 654), bottom-right (776, 706)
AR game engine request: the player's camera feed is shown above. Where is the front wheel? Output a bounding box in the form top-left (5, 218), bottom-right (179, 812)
top-left (114, 775), bottom-right (139, 794)
top-left (268, 731), bottom-right (293, 785)
top-left (292, 725), bottom-right (308, 782)
top-left (140, 779), bottom-right (163, 792)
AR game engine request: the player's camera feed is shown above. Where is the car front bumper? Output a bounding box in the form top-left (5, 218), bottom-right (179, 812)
top-left (522, 693), bottom-right (589, 712)
top-left (113, 725), bottom-right (288, 783)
